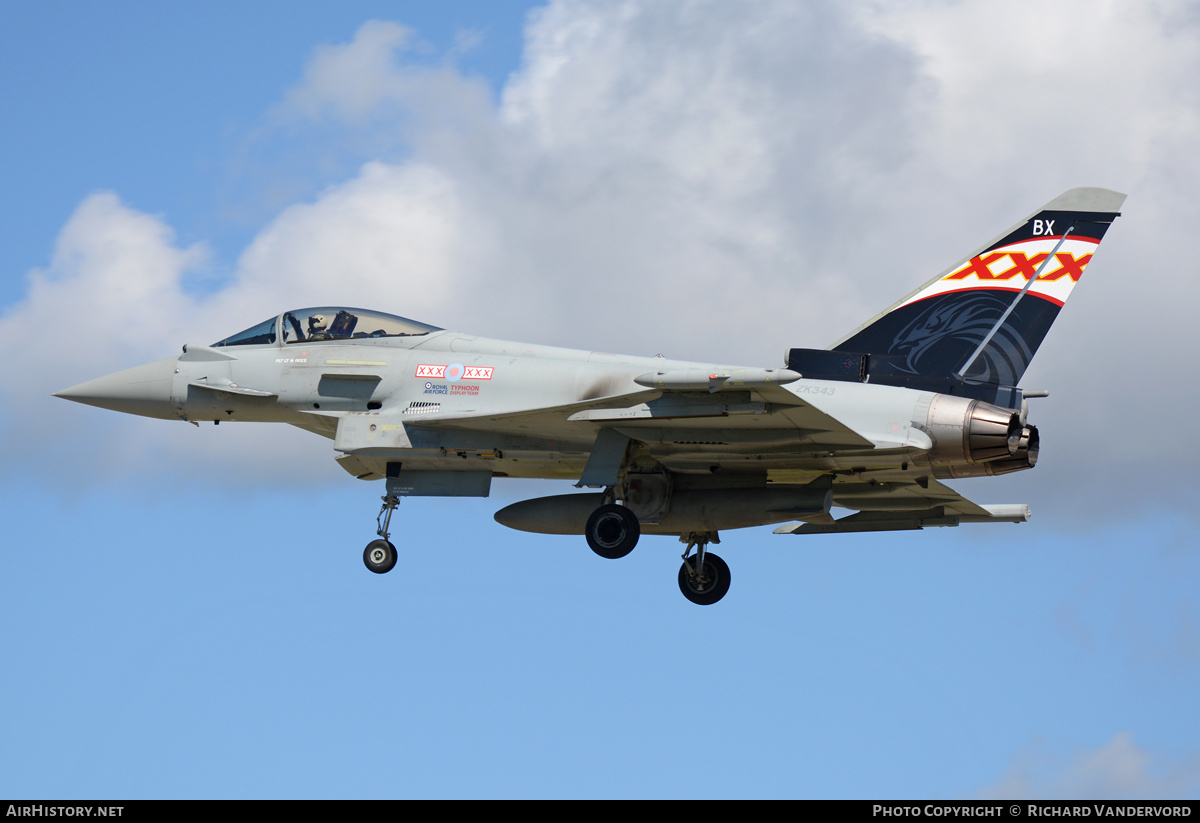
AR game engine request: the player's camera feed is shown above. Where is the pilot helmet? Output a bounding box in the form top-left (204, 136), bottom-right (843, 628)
top-left (308, 314), bottom-right (328, 334)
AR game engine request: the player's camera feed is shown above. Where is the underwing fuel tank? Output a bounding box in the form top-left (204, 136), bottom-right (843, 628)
top-left (495, 485), bottom-right (833, 536)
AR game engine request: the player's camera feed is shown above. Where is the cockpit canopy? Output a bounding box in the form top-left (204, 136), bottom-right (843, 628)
top-left (212, 307), bottom-right (441, 347)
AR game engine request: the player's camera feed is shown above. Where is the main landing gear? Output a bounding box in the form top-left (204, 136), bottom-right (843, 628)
top-left (363, 495), bottom-right (399, 574)
top-left (583, 495), bottom-right (731, 605)
top-left (585, 503), bottom-right (640, 559)
top-left (677, 532), bottom-right (730, 605)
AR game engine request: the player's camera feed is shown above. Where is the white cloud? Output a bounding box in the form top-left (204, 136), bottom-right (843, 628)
top-left (8, 1), bottom-right (1200, 518)
top-left (8, 193), bottom-right (205, 370)
top-left (0, 194), bottom-right (350, 487)
top-left (278, 20), bottom-right (419, 124)
top-left (229, 161), bottom-right (469, 320)
top-left (270, 18), bottom-right (497, 153)
top-left (861, 0), bottom-right (1200, 514)
top-left (978, 732), bottom-right (1200, 799)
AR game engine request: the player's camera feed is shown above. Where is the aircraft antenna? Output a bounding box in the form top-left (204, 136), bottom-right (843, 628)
top-left (955, 225), bottom-right (1075, 379)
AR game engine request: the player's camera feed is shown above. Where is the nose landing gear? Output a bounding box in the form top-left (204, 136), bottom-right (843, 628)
top-left (363, 495), bottom-right (400, 574)
top-left (363, 539), bottom-right (397, 574)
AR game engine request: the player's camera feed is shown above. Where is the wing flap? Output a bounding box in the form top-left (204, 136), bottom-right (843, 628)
top-left (773, 504), bottom-right (1029, 534)
top-left (832, 477), bottom-right (993, 517)
top-left (774, 474), bottom-right (1030, 535)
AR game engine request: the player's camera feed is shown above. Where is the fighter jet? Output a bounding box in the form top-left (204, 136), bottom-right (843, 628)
top-left (55, 188), bottom-right (1124, 604)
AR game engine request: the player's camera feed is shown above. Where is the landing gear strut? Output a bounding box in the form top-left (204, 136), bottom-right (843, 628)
top-left (363, 495), bottom-right (399, 574)
top-left (678, 532), bottom-right (730, 605)
top-left (585, 502), bottom-right (640, 559)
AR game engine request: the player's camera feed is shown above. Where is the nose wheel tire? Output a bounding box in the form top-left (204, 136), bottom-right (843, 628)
top-left (678, 551), bottom-right (730, 605)
top-left (363, 539), bottom-right (398, 574)
top-left (585, 504), bottom-right (640, 559)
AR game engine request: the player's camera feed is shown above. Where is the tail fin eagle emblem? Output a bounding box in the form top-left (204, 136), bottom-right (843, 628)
top-left (788, 187), bottom-right (1125, 405)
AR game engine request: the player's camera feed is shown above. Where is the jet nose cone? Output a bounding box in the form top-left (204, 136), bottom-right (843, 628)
top-left (54, 357), bottom-right (179, 420)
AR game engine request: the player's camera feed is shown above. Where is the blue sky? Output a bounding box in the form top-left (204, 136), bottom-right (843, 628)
top-left (3, 0), bottom-right (1200, 799)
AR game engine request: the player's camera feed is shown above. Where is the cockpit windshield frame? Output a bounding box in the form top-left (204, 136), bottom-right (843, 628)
top-left (213, 307), bottom-right (441, 348)
top-left (211, 316), bottom-right (278, 348)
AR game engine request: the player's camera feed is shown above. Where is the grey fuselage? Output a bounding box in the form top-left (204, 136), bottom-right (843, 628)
top-left (103, 329), bottom-right (997, 479)
top-left (57, 321), bottom-right (1035, 536)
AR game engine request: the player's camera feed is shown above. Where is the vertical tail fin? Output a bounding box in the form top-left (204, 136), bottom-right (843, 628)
top-left (788, 188), bottom-right (1125, 403)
